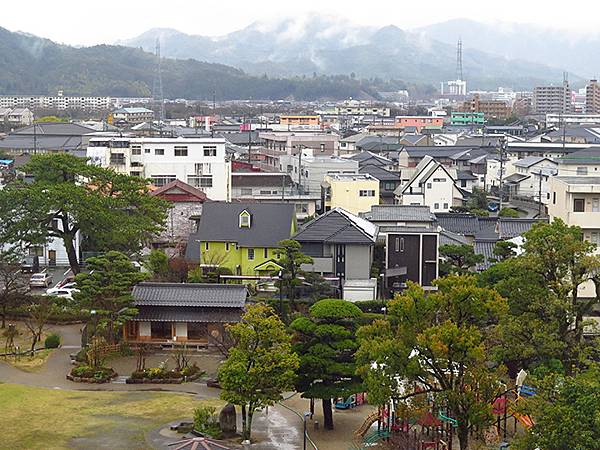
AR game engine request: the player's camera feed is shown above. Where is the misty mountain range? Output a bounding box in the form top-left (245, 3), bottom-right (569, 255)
top-left (119, 15), bottom-right (591, 89)
top-left (0, 16), bottom-right (596, 100)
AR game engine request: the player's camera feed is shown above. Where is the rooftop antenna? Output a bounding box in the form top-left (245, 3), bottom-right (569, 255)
top-left (152, 38), bottom-right (165, 135)
top-left (456, 38), bottom-right (464, 81)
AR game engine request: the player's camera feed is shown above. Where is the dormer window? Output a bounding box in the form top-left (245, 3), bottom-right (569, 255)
top-left (239, 210), bottom-right (251, 228)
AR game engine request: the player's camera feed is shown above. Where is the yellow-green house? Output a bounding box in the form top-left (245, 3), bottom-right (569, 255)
top-left (189, 202), bottom-right (297, 276)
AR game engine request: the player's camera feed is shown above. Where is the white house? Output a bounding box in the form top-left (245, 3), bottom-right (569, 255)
top-left (87, 136), bottom-right (231, 201)
top-left (394, 156), bottom-right (464, 213)
top-left (506, 156), bottom-right (558, 203)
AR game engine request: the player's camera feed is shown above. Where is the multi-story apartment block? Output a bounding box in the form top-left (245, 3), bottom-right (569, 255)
top-left (279, 115), bottom-right (320, 126)
top-left (0, 95), bottom-right (113, 110)
top-left (461, 94), bottom-right (512, 120)
top-left (585, 79), bottom-right (600, 114)
top-left (111, 107), bottom-right (155, 125)
top-left (87, 137), bottom-right (231, 201)
top-left (322, 173), bottom-right (380, 215)
top-left (532, 81), bottom-right (572, 115)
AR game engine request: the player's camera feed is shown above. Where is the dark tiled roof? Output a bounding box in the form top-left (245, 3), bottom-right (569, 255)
top-left (512, 156), bottom-right (554, 168)
top-left (475, 239), bottom-right (500, 271)
top-left (504, 173), bottom-right (530, 184)
top-left (132, 282), bottom-right (247, 308)
top-left (434, 213), bottom-right (480, 235)
top-left (457, 170), bottom-right (478, 180)
top-left (362, 205), bottom-right (435, 223)
top-left (294, 208), bottom-right (377, 244)
top-left (151, 180), bottom-right (208, 201)
top-left (13, 122), bottom-right (96, 135)
top-left (498, 218), bottom-right (547, 239)
top-left (132, 306), bottom-right (242, 323)
top-left (440, 230), bottom-right (471, 246)
top-left (359, 164), bottom-right (400, 181)
top-left (193, 202), bottom-right (295, 248)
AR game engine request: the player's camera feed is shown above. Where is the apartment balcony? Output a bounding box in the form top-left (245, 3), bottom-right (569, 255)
top-left (566, 212), bottom-right (600, 229)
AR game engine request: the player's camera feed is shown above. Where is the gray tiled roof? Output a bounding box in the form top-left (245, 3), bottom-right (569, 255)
top-left (132, 283), bottom-right (247, 308)
top-left (132, 306), bottom-right (242, 323)
top-left (231, 173), bottom-right (293, 188)
top-left (294, 208), bottom-right (377, 244)
top-left (440, 230), bottom-right (471, 246)
top-left (498, 218), bottom-right (547, 239)
top-left (556, 147), bottom-right (600, 165)
top-left (359, 164), bottom-right (400, 181)
top-left (434, 213), bottom-right (480, 235)
top-left (362, 205), bottom-right (435, 223)
top-left (475, 239), bottom-right (499, 271)
top-left (553, 176), bottom-right (600, 184)
top-left (513, 156), bottom-right (553, 168)
top-left (193, 202), bottom-right (295, 248)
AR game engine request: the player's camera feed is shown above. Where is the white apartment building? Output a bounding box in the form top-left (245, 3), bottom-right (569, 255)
top-left (87, 137), bottom-right (231, 201)
top-left (0, 95), bottom-right (113, 110)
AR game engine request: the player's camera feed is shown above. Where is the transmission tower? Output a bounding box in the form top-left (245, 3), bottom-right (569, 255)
top-left (152, 38), bottom-right (165, 125)
top-left (456, 38), bottom-right (463, 81)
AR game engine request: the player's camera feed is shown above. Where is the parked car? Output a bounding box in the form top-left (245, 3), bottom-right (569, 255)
top-left (30, 272), bottom-right (53, 288)
top-left (45, 288), bottom-right (79, 300)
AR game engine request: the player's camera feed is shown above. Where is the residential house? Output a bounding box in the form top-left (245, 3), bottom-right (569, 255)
top-left (349, 151), bottom-right (394, 169)
top-left (361, 205), bottom-right (436, 237)
top-left (124, 282), bottom-right (246, 346)
top-left (186, 202), bottom-right (296, 276)
top-left (385, 228), bottom-right (439, 292)
top-left (555, 147), bottom-right (600, 176)
top-left (293, 208), bottom-right (378, 301)
top-left (87, 136), bottom-right (231, 201)
top-left (358, 164), bottom-right (401, 204)
top-left (150, 180), bottom-right (208, 253)
top-left (395, 156), bottom-right (464, 213)
top-left (506, 156), bottom-right (558, 203)
top-left (231, 172), bottom-right (319, 220)
top-left (279, 153), bottom-right (359, 196)
top-left (0, 122), bottom-right (96, 155)
top-left (260, 131), bottom-right (339, 155)
top-left (0, 108), bottom-right (34, 127)
top-left (322, 173), bottom-right (380, 215)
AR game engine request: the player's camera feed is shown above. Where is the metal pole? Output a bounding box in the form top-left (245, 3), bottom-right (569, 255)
top-left (498, 137), bottom-right (506, 210)
top-left (537, 170), bottom-right (543, 217)
top-left (298, 145), bottom-right (303, 195)
top-left (303, 414), bottom-right (308, 450)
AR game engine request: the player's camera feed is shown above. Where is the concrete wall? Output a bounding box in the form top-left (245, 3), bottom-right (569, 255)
top-left (345, 245), bottom-right (373, 280)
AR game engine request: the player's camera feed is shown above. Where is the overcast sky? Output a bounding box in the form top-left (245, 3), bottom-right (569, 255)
top-left (1, 0), bottom-right (597, 45)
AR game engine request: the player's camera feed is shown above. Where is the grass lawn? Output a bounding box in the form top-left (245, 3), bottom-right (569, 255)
top-left (0, 383), bottom-right (223, 450)
top-left (2, 348), bottom-right (55, 372)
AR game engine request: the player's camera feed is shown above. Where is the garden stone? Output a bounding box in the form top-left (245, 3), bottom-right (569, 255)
top-left (219, 403), bottom-right (236, 437)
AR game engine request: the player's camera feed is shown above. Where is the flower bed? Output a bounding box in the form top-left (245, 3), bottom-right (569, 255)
top-left (67, 365), bottom-right (117, 383)
top-left (126, 364), bottom-right (204, 384)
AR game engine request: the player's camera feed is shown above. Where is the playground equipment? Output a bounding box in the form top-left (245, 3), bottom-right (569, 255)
top-left (336, 394), bottom-right (356, 410)
top-left (437, 411), bottom-right (458, 427)
top-left (354, 411), bottom-right (379, 440)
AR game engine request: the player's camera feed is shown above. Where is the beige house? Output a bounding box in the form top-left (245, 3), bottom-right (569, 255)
top-left (322, 173), bottom-right (380, 215)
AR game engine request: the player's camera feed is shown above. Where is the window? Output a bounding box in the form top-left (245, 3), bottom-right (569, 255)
top-left (131, 162), bottom-right (142, 167)
top-left (187, 175), bottom-right (213, 188)
top-left (426, 183), bottom-right (432, 189)
top-left (150, 322), bottom-right (171, 339)
top-left (187, 323), bottom-right (208, 340)
top-left (433, 178), bottom-right (447, 182)
top-left (151, 175), bottom-right (176, 187)
top-left (239, 211), bottom-right (251, 228)
top-left (592, 232), bottom-right (600, 245)
top-left (460, 180), bottom-right (467, 187)
top-left (295, 203), bottom-right (309, 213)
top-left (443, 203), bottom-right (448, 209)
top-left (204, 242), bottom-right (209, 251)
top-left (384, 182), bottom-right (395, 191)
top-left (225, 243), bottom-right (230, 252)
top-left (28, 246), bottom-right (43, 256)
top-left (145, 148), bottom-right (151, 154)
top-left (574, 198), bottom-right (585, 212)
top-left (131, 145), bottom-right (141, 155)
top-left (109, 153), bottom-right (125, 165)
top-left (264, 248), bottom-right (268, 258)
top-left (553, 192), bottom-right (556, 204)
top-left (593, 198), bottom-right (600, 212)
top-left (241, 188), bottom-right (252, 196)
top-left (203, 146), bottom-right (217, 157)
top-left (174, 146), bottom-right (188, 156)
top-left (434, 203), bottom-right (440, 209)
top-left (247, 248), bottom-right (255, 260)
top-left (359, 190), bottom-right (376, 197)
top-left (154, 148), bottom-right (164, 156)
top-left (260, 190), bottom-right (273, 195)
top-left (577, 167), bottom-right (588, 176)
top-left (130, 171), bottom-right (141, 177)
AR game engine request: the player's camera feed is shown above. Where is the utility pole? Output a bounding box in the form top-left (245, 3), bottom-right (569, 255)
top-left (498, 137), bottom-right (506, 210)
top-left (297, 145), bottom-right (303, 195)
top-left (537, 170), bottom-right (543, 217)
top-left (33, 122), bottom-right (37, 155)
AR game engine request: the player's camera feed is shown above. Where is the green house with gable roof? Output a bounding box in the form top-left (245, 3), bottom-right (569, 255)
top-left (186, 202), bottom-right (297, 276)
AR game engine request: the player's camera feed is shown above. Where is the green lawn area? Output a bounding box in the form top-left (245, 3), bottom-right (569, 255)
top-left (0, 383), bottom-right (223, 450)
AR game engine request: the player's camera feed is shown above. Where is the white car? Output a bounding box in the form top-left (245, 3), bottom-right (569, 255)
top-left (30, 273), bottom-right (53, 288)
top-left (45, 288), bottom-right (79, 300)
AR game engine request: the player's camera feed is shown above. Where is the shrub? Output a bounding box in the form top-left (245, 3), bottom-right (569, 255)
top-left (357, 312), bottom-right (385, 326)
top-left (470, 208), bottom-right (490, 217)
top-left (499, 207), bottom-right (520, 218)
top-left (130, 370), bottom-right (145, 380)
top-left (181, 364), bottom-right (203, 377)
top-left (193, 405), bottom-right (220, 437)
top-left (44, 333), bottom-right (61, 349)
top-left (72, 365), bottom-right (95, 378)
top-left (353, 300), bottom-right (388, 314)
top-left (145, 367), bottom-right (166, 379)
